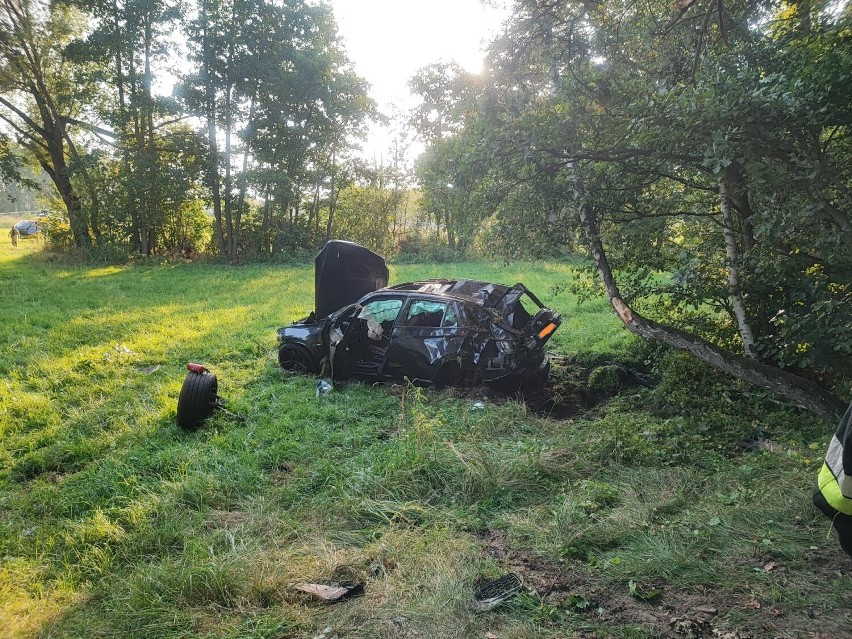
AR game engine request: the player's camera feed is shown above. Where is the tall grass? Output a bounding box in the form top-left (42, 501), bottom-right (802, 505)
top-left (1, 235), bottom-right (848, 638)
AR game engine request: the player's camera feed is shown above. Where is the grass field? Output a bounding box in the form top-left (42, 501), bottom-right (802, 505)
top-left (1, 230), bottom-right (850, 639)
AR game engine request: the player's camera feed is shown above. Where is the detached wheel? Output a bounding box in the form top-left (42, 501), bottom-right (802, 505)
top-left (278, 344), bottom-right (313, 374)
top-left (177, 371), bottom-right (218, 430)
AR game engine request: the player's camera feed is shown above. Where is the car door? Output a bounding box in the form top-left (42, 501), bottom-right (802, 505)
top-left (383, 298), bottom-right (469, 383)
top-left (330, 295), bottom-right (404, 379)
top-left (328, 304), bottom-right (362, 380)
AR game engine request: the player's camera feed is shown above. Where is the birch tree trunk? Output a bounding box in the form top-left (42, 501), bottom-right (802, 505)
top-left (719, 175), bottom-right (756, 358)
top-left (575, 178), bottom-right (844, 418)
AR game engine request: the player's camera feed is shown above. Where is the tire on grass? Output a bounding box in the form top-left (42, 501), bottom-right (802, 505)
top-left (177, 371), bottom-right (218, 430)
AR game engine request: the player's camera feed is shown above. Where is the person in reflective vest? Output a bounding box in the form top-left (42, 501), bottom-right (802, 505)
top-left (813, 402), bottom-right (852, 557)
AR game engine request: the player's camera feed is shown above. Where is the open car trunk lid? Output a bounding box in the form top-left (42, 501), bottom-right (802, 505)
top-left (315, 240), bottom-right (388, 319)
top-left (495, 284), bottom-right (562, 345)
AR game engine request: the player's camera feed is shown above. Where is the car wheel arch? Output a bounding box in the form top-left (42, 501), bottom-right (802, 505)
top-left (278, 342), bottom-right (318, 374)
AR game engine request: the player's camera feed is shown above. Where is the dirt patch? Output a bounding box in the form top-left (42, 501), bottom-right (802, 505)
top-left (204, 508), bottom-right (251, 531)
top-left (270, 460), bottom-right (296, 485)
top-left (377, 355), bottom-right (630, 419)
top-left (521, 355), bottom-right (654, 419)
top-left (477, 530), bottom-right (851, 638)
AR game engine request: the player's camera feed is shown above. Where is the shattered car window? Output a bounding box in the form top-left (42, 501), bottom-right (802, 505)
top-left (507, 293), bottom-right (541, 329)
top-left (442, 302), bottom-right (458, 328)
top-left (405, 300), bottom-right (447, 328)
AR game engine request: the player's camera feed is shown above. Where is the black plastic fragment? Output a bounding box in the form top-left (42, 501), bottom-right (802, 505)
top-left (473, 573), bottom-right (523, 611)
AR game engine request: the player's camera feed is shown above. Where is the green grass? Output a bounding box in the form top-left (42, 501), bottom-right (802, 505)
top-left (1, 233), bottom-right (850, 638)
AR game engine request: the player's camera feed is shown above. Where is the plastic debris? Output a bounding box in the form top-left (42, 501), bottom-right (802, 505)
top-left (473, 573), bottom-right (522, 611)
top-left (471, 400), bottom-right (486, 410)
top-left (294, 581), bottom-right (364, 602)
top-left (316, 379), bottom-right (332, 397)
top-left (186, 362), bottom-right (210, 374)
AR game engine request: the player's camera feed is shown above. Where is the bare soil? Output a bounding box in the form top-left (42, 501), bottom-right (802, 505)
top-left (478, 530), bottom-right (852, 639)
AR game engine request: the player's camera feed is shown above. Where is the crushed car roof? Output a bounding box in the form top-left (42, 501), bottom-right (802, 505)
top-left (386, 279), bottom-right (519, 307)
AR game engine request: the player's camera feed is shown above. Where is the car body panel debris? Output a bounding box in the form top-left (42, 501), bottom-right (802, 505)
top-left (473, 573), bottom-right (523, 611)
top-left (278, 243), bottom-right (561, 390)
top-left (294, 582), bottom-right (364, 602)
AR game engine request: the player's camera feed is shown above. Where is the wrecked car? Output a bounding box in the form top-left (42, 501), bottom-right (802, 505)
top-left (277, 242), bottom-right (561, 389)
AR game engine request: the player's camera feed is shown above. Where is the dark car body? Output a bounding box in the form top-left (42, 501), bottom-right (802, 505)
top-left (277, 278), bottom-right (561, 389)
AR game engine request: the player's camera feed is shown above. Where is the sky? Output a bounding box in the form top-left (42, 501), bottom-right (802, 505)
top-left (327, 0), bottom-right (510, 160)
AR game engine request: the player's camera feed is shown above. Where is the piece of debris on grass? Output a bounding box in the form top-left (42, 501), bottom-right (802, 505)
top-left (473, 573), bottom-right (523, 611)
top-left (690, 605), bottom-right (718, 621)
top-left (628, 579), bottom-right (661, 602)
top-left (669, 606), bottom-right (719, 636)
top-left (293, 582), bottom-right (364, 602)
top-left (316, 379), bottom-right (332, 397)
top-left (104, 343), bottom-right (137, 361)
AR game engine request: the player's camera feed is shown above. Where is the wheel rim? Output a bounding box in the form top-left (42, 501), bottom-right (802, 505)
top-left (279, 346), bottom-right (311, 373)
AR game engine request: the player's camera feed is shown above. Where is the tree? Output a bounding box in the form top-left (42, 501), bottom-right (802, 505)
top-left (0, 0), bottom-right (97, 246)
top-left (65, 0), bottom-right (186, 254)
top-left (180, 0), bottom-right (373, 261)
top-left (415, 0), bottom-right (850, 415)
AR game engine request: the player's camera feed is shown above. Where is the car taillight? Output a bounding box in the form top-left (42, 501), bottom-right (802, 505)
top-left (537, 323), bottom-right (557, 340)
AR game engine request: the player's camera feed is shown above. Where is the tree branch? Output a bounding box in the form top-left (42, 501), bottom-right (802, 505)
top-left (60, 116), bottom-right (116, 139)
top-left (0, 95), bottom-right (48, 137)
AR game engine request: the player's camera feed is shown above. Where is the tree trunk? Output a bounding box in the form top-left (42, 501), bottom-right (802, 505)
top-left (326, 151), bottom-right (337, 241)
top-left (261, 183), bottom-right (272, 256)
top-left (222, 2), bottom-right (238, 259)
top-left (44, 118), bottom-right (91, 247)
top-left (143, 11), bottom-right (158, 254)
top-left (575, 180), bottom-right (845, 418)
top-left (113, 0), bottom-right (136, 250)
top-left (62, 130), bottom-right (102, 243)
top-left (126, 25), bottom-right (149, 255)
top-left (719, 175), bottom-right (756, 358)
top-left (724, 162), bottom-right (755, 252)
top-left (201, 0), bottom-right (225, 256)
top-left (51, 159), bottom-right (90, 247)
top-left (233, 90), bottom-right (257, 263)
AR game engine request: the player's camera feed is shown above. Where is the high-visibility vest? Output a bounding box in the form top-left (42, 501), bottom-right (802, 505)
top-left (816, 403), bottom-right (852, 516)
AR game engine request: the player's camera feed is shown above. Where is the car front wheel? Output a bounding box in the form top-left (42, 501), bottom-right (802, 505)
top-left (278, 344), bottom-right (315, 374)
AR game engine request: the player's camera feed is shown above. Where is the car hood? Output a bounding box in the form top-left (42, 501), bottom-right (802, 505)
top-left (314, 240), bottom-right (388, 319)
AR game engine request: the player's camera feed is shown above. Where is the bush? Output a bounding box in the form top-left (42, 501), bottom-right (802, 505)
top-left (160, 199), bottom-right (210, 256)
top-left (394, 233), bottom-right (465, 263)
top-left (587, 365), bottom-right (626, 393)
top-left (41, 215), bottom-right (74, 252)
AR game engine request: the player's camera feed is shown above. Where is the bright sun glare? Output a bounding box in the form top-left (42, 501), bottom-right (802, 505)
top-left (329, 0), bottom-right (509, 157)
